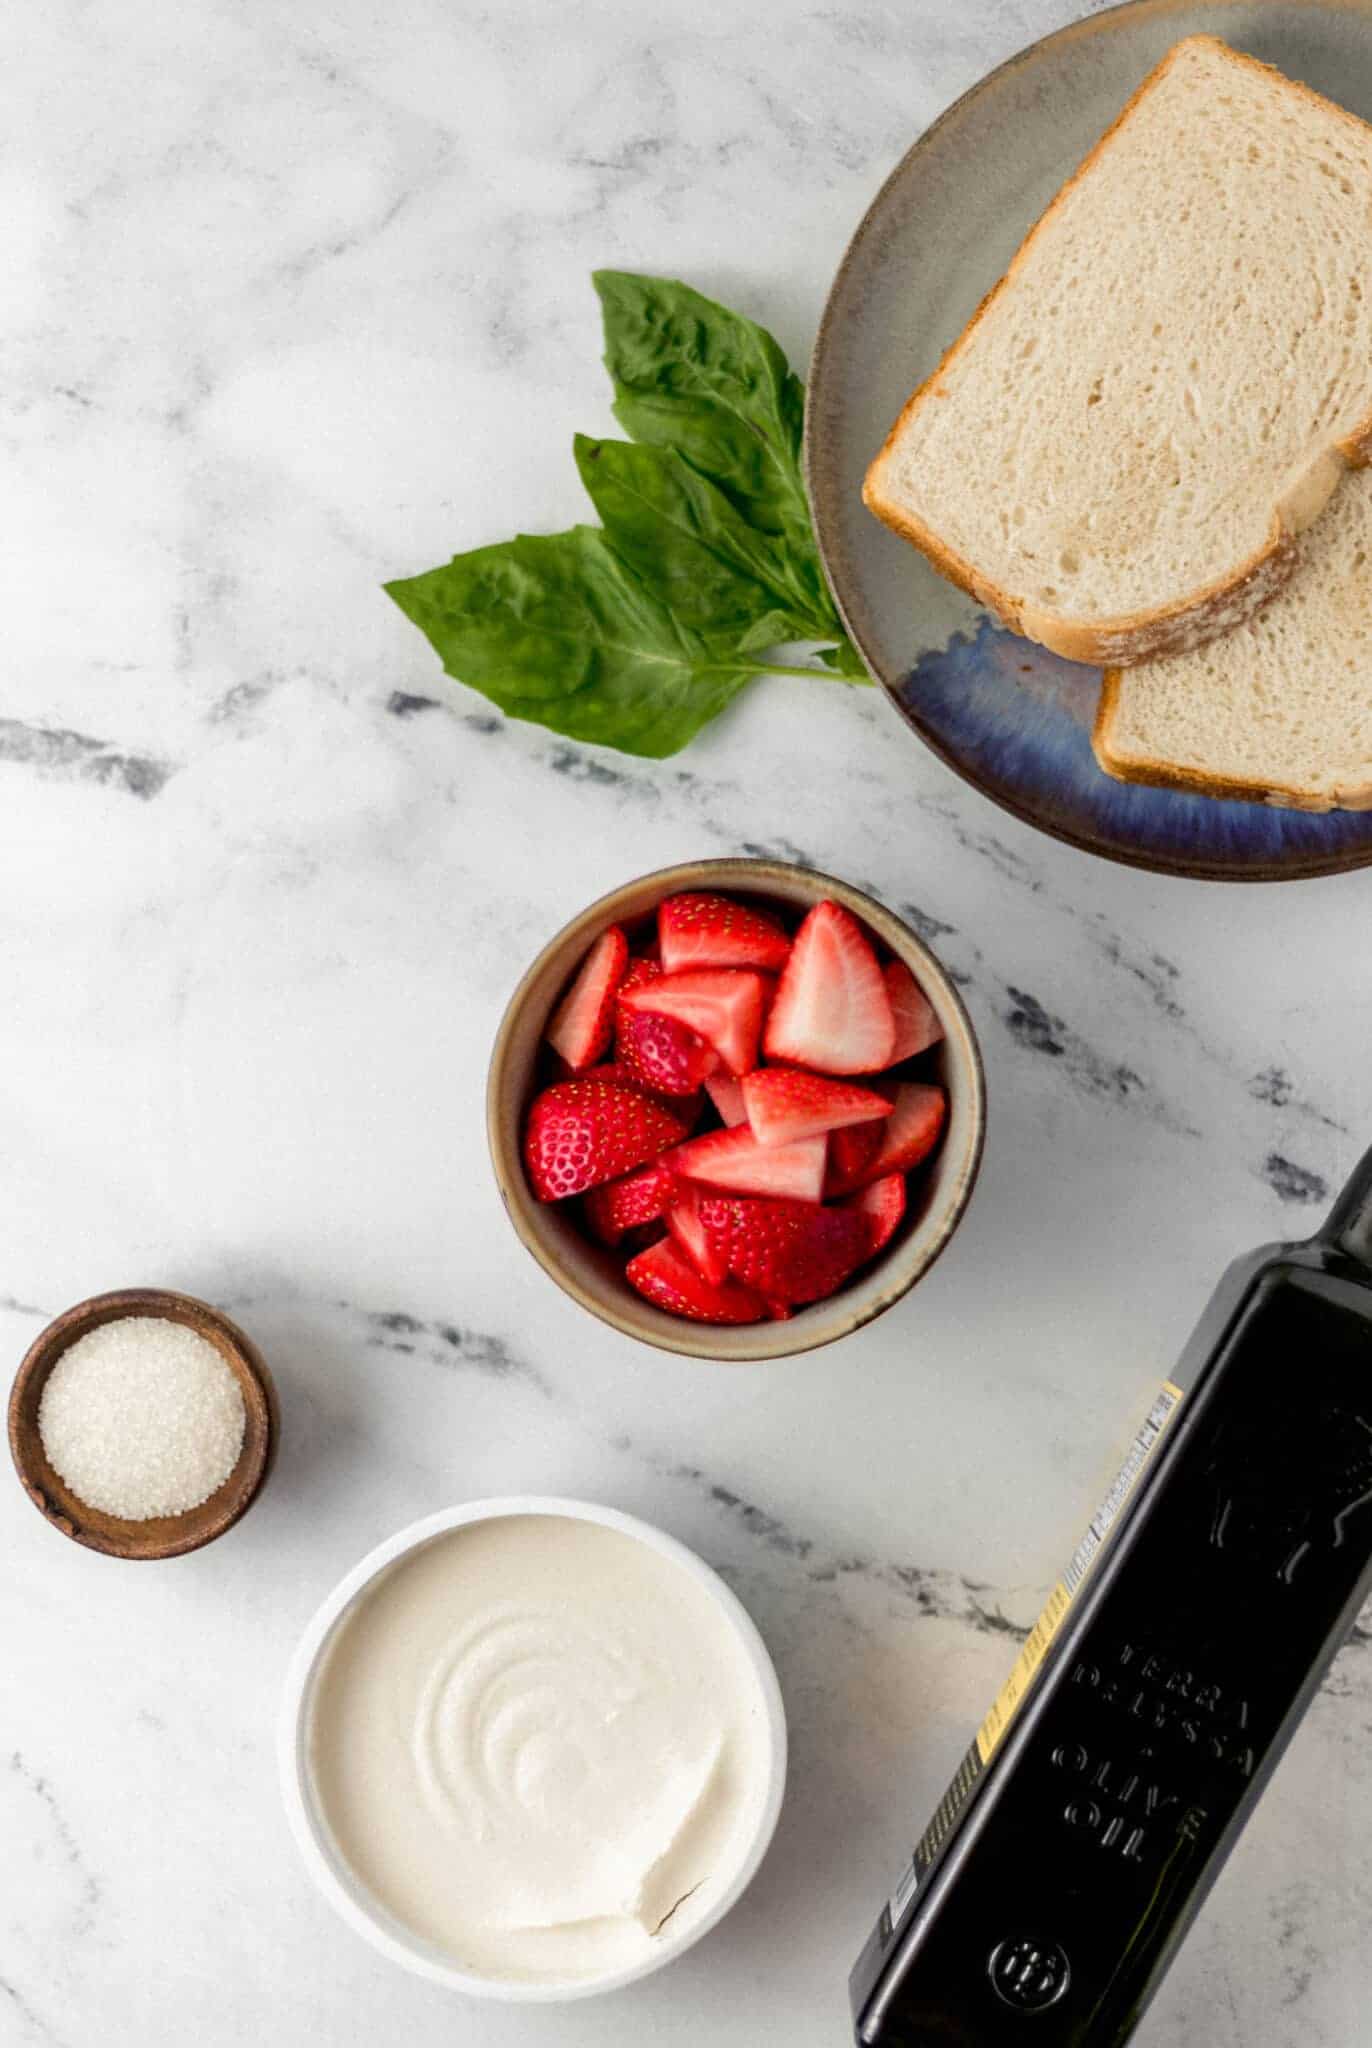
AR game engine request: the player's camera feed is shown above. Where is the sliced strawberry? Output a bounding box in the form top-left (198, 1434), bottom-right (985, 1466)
top-left (857, 1083), bottom-right (947, 1186)
top-left (696, 1193), bottom-right (869, 1305)
top-left (666, 1180), bottom-right (729, 1286)
top-left (824, 1120), bottom-right (885, 1197)
top-left (583, 1160), bottom-right (675, 1245)
top-left (586, 1059), bottom-right (701, 1122)
top-left (616, 1004), bottom-right (719, 1096)
top-left (613, 958), bottom-right (673, 1085)
top-left (742, 1068), bottom-right (889, 1147)
top-left (884, 960), bottom-right (943, 1065)
top-left (844, 1173), bottom-right (907, 1256)
top-left (544, 925), bottom-right (629, 1071)
top-left (618, 955), bottom-right (662, 1000)
top-left (624, 1237), bottom-right (767, 1324)
top-left (658, 892), bottom-right (792, 975)
top-left (704, 1073), bottom-right (749, 1127)
top-left (591, 1058), bottom-right (653, 1094)
top-left (666, 1124), bottom-right (827, 1202)
top-left (523, 1077), bottom-right (690, 1201)
top-left (620, 968), bottom-right (770, 1078)
top-left (763, 900), bottom-right (895, 1074)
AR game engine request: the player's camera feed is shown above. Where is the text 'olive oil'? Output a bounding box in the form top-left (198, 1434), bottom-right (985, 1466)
top-left (851, 1150), bottom-right (1372, 2045)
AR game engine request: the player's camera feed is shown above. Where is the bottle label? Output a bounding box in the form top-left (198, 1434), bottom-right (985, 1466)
top-left (977, 1380), bottom-right (1184, 1764)
top-left (882, 1380), bottom-right (1184, 1939)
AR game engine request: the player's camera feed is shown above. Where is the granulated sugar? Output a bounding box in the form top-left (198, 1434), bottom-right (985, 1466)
top-left (38, 1316), bottom-right (246, 1521)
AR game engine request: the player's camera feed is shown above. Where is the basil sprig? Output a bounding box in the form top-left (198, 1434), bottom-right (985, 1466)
top-left (385, 273), bottom-right (866, 758)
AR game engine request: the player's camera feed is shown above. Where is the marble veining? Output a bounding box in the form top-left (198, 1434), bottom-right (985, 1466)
top-left (350, 1303), bottom-right (555, 1394)
top-left (0, 719), bottom-right (176, 801)
top-left (6, 2), bottom-right (1372, 2045)
top-left (1260, 1155), bottom-right (1331, 1207)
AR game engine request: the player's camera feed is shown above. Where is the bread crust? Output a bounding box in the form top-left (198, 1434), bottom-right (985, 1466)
top-left (1092, 671), bottom-right (1372, 812)
top-left (865, 35), bottom-right (1372, 669)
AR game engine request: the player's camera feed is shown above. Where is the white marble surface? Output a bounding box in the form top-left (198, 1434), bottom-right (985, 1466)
top-left (4, 1), bottom-right (1372, 2042)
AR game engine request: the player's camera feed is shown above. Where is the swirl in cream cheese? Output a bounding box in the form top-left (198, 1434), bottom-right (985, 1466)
top-left (308, 1514), bottom-right (774, 1983)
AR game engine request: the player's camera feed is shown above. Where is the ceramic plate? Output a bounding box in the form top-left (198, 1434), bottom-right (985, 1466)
top-left (806, 0), bottom-right (1372, 881)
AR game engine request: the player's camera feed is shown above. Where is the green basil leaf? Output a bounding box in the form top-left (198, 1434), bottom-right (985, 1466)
top-left (592, 271), bottom-right (845, 640)
top-left (736, 608), bottom-right (808, 656)
top-left (385, 526), bottom-right (760, 758)
top-left (736, 615), bottom-right (868, 677)
top-left (573, 434), bottom-right (827, 644)
top-left (816, 637), bottom-right (870, 680)
top-left (593, 270), bottom-right (805, 534)
top-left (384, 274), bottom-right (864, 759)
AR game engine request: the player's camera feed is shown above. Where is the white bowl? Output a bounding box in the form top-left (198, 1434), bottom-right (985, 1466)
top-left (279, 1496), bottom-right (788, 2001)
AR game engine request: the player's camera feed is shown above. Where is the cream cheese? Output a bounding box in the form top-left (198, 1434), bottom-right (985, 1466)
top-left (306, 1513), bottom-right (774, 1984)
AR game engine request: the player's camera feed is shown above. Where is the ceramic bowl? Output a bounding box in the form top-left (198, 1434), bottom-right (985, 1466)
top-left (278, 1495), bottom-right (788, 2000)
top-left (7, 1287), bottom-right (276, 1560)
top-left (487, 857), bottom-right (985, 1359)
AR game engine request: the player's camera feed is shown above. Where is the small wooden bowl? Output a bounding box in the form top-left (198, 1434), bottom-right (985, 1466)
top-left (8, 1288), bottom-right (277, 1559)
top-left (488, 857), bottom-right (986, 1361)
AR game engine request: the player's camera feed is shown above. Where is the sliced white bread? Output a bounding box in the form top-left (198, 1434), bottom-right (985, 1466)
top-left (1094, 467), bottom-right (1372, 810)
top-left (865, 36), bottom-right (1372, 666)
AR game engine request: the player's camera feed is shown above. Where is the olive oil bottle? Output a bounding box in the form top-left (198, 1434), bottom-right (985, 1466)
top-left (851, 1150), bottom-right (1372, 2044)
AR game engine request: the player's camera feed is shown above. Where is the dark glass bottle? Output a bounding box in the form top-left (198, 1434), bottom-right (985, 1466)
top-left (851, 1149), bottom-right (1372, 2045)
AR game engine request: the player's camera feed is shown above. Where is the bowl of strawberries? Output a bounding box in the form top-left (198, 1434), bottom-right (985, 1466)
top-left (487, 858), bottom-right (985, 1360)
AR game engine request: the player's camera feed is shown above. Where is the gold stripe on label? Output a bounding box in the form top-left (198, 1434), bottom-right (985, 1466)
top-left (974, 1380), bottom-right (1184, 1767)
top-left (976, 1581), bottom-right (1072, 1765)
